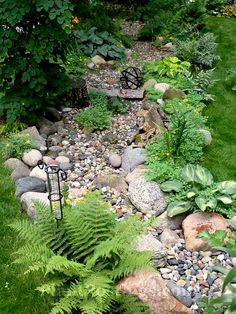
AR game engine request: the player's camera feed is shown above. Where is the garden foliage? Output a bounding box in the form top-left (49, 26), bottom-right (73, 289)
top-left (0, 0), bottom-right (75, 123)
top-left (10, 191), bottom-right (152, 314)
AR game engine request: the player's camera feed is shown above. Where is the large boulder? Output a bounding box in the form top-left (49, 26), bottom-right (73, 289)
top-left (4, 158), bottom-right (26, 171)
top-left (125, 165), bottom-right (147, 184)
top-left (182, 212), bottom-right (230, 251)
top-left (22, 149), bottom-right (43, 167)
top-left (94, 175), bottom-right (128, 194)
top-left (134, 234), bottom-right (167, 268)
top-left (128, 177), bottom-right (165, 215)
top-left (16, 177), bottom-right (46, 197)
top-left (121, 147), bottom-right (147, 173)
top-left (38, 117), bottom-right (57, 136)
top-left (21, 126), bottom-right (47, 152)
top-left (20, 192), bottom-right (50, 219)
top-left (11, 166), bottom-right (30, 181)
top-left (163, 88), bottom-right (186, 101)
top-left (152, 211), bottom-right (187, 232)
top-left (117, 272), bottom-right (192, 314)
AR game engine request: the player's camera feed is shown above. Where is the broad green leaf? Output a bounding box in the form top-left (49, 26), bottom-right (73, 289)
top-left (195, 196), bottom-right (217, 211)
top-left (216, 180), bottom-right (236, 195)
top-left (194, 164), bottom-right (214, 186)
top-left (223, 267), bottom-right (236, 291)
top-left (160, 180), bottom-right (183, 192)
top-left (217, 195), bottom-right (233, 204)
top-left (181, 164), bottom-right (196, 182)
top-left (167, 201), bottom-right (191, 218)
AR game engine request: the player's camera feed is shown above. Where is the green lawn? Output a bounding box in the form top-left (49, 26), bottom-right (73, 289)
top-left (203, 16), bottom-right (236, 181)
top-left (0, 163), bottom-right (51, 314)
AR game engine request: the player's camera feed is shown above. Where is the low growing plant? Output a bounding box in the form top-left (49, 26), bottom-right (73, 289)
top-left (10, 191), bottom-right (152, 314)
top-left (161, 163), bottom-right (236, 217)
top-left (0, 132), bottom-right (33, 159)
top-left (73, 27), bottom-right (126, 61)
top-left (144, 56), bottom-right (191, 80)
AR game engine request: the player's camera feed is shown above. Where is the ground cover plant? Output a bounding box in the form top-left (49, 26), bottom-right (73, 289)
top-left (10, 191), bottom-right (153, 314)
top-left (0, 162), bottom-right (52, 313)
top-left (202, 16), bottom-right (236, 180)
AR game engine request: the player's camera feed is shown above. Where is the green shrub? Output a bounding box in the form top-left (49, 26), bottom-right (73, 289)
top-left (174, 33), bottom-right (220, 69)
top-left (0, 133), bottom-right (33, 159)
top-left (0, 0), bottom-right (74, 124)
top-left (10, 191), bottom-right (152, 314)
top-left (161, 164), bottom-right (236, 217)
top-left (219, 3), bottom-right (236, 17)
top-left (73, 27), bottom-right (126, 61)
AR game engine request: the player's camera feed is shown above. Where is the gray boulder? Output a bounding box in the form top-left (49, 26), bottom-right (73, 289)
top-left (11, 166), bottom-right (30, 180)
top-left (21, 126), bottom-right (47, 152)
top-left (166, 281), bottom-right (193, 308)
top-left (134, 233), bottom-right (167, 268)
top-left (121, 147), bottom-right (146, 172)
top-left (128, 177), bottom-right (165, 214)
top-left (4, 158), bottom-right (26, 171)
top-left (21, 192), bottom-right (50, 219)
top-left (16, 177), bottom-right (46, 197)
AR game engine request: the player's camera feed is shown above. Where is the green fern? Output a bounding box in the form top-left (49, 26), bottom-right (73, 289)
top-left (10, 191), bottom-right (153, 314)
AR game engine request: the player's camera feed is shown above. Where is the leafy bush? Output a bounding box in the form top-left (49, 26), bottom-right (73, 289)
top-left (73, 27), bottom-right (126, 60)
top-left (0, 133), bottom-right (32, 159)
top-left (219, 3), bottom-right (236, 16)
top-left (10, 191), bottom-right (152, 314)
top-left (0, 0), bottom-right (75, 124)
top-left (174, 33), bottom-right (220, 69)
top-left (64, 47), bottom-right (89, 76)
top-left (144, 56), bottom-right (191, 80)
top-left (161, 164), bottom-right (236, 217)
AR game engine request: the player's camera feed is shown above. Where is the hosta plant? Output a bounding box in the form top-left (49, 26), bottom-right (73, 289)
top-left (161, 164), bottom-right (236, 217)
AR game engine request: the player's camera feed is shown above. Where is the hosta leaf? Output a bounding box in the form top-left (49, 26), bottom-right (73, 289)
top-left (181, 164), bottom-right (196, 182)
top-left (194, 164), bottom-right (214, 186)
top-left (167, 201), bottom-right (191, 218)
top-left (217, 195), bottom-right (233, 204)
top-left (160, 180), bottom-right (183, 192)
top-left (216, 181), bottom-right (236, 195)
top-left (195, 196), bottom-right (217, 211)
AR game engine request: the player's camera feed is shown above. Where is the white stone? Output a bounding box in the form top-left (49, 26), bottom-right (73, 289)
top-left (109, 153), bottom-right (122, 168)
top-left (56, 156), bottom-right (70, 164)
top-left (22, 149), bottom-right (42, 167)
top-left (30, 166), bottom-right (47, 181)
top-left (154, 83), bottom-right (170, 93)
top-left (91, 55), bottom-right (106, 66)
top-left (21, 192), bottom-right (49, 219)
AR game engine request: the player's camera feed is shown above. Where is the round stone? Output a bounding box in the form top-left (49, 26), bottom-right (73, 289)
top-left (22, 149), bottom-right (43, 167)
top-left (108, 153), bottom-right (122, 168)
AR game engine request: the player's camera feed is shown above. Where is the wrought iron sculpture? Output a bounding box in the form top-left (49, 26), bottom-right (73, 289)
top-left (38, 160), bottom-right (67, 220)
top-left (120, 67), bottom-right (143, 89)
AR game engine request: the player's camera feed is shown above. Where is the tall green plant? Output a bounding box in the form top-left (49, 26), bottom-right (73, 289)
top-left (10, 192), bottom-right (152, 314)
top-left (0, 0), bottom-right (75, 123)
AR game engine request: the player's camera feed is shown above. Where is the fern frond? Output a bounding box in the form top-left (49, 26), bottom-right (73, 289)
top-left (113, 294), bottom-right (151, 314)
top-left (111, 251), bottom-right (154, 280)
top-left (9, 219), bottom-right (43, 244)
top-left (37, 278), bottom-right (66, 296)
top-left (45, 255), bottom-right (91, 278)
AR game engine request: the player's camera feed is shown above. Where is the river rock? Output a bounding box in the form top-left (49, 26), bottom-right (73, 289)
top-left (16, 177), bottom-right (46, 197)
top-left (55, 156), bottom-right (70, 164)
top-left (121, 147), bottom-right (147, 172)
top-left (20, 192), bottom-right (49, 219)
top-left (22, 149), bottom-right (43, 167)
top-left (160, 229), bottom-right (180, 247)
top-left (109, 153), bottom-right (122, 168)
top-left (91, 55), bottom-right (106, 66)
top-left (11, 166), bottom-right (30, 180)
top-left (152, 211), bottom-right (187, 232)
top-left (4, 158), bottom-right (26, 171)
top-left (45, 107), bottom-right (61, 122)
top-left (166, 281), bottom-right (193, 308)
top-left (154, 83), bottom-right (170, 93)
top-left (128, 177), bottom-right (165, 214)
top-left (142, 79), bottom-right (157, 91)
top-left (125, 165), bottom-right (147, 184)
top-left (134, 234), bottom-right (167, 268)
top-left (117, 272), bottom-right (192, 314)
top-left (38, 117), bottom-right (57, 136)
top-left (182, 212), bottom-right (230, 251)
top-left (30, 166), bottom-right (47, 181)
top-left (94, 175), bottom-right (128, 193)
